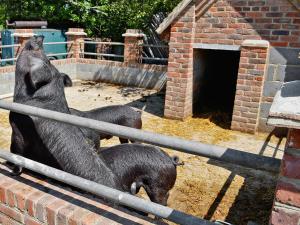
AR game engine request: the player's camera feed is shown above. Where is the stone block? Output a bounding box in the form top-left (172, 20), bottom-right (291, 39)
top-left (266, 65), bottom-right (276, 81)
top-left (260, 102), bottom-right (272, 118)
top-left (269, 47), bottom-right (300, 66)
top-left (284, 66), bottom-right (300, 82)
top-left (263, 81), bottom-right (282, 97)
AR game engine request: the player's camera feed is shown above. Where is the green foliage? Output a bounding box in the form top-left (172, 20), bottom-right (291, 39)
top-left (0, 0), bottom-right (181, 41)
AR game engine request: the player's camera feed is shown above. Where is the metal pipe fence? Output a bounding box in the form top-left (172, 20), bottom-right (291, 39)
top-left (46, 52), bottom-right (74, 57)
top-left (80, 52), bottom-right (124, 59)
top-left (0, 57), bottom-right (18, 63)
top-left (0, 100), bottom-right (221, 224)
top-left (81, 41), bottom-right (124, 61)
top-left (0, 100), bottom-right (280, 224)
top-left (139, 44), bottom-right (169, 65)
top-left (83, 41), bottom-right (124, 46)
top-left (43, 41), bottom-right (74, 45)
top-left (0, 101), bottom-right (281, 173)
top-left (0, 150), bottom-right (216, 225)
top-left (0, 44), bottom-right (21, 48)
top-left (0, 44), bottom-right (21, 65)
top-left (0, 41), bottom-right (74, 65)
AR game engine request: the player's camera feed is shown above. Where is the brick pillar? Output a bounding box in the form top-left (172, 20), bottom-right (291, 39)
top-left (231, 40), bottom-right (269, 134)
top-left (269, 129), bottom-right (300, 224)
top-left (122, 29), bottom-right (144, 64)
top-left (164, 4), bottom-right (195, 119)
top-left (65, 28), bottom-right (87, 59)
top-left (12, 29), bottom-right (35, 56)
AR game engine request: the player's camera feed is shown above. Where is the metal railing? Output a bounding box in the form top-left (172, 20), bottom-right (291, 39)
top-left (43, 41), bottom-right (73, 45)
top-left (0, 44), bottom-right (21, 48)
top-left (0, 101), bottom-right (280, 173)
top-left (80, 41), bottom-right (124, 61)
top-left (0, 44), bottom-right (21, 63)
top-left (0, 100), bottom-right (280, 223)
top-left (43, 41), bottom-right (73, 59)
top-left (0, 41), bottom-right (74, 65)
top-left (0, 100), bottom-right (223, 225)
top-left (140, 44), bottom-right (169, 65)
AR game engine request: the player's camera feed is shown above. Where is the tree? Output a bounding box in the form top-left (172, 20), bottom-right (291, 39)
top-left (0, 0), bottom-right (181, 41)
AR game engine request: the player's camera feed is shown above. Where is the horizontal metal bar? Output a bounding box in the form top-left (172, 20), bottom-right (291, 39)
top-left (0, 150), bottom-right (214, 225)
top-left (43, 41), bottom-right (73, 45)
top-left (83, 41), bottom-right (124, 46)
top-left (0, 93), bottom-right (13, 100)
top-left (141, 57), bottom-right (168, 61)
top-left (81, 52), bottom-right (124, 58)
top-left (46, 52), bottom-right (73, 57)
top-left (0, 58), bottom-right (17, 62)
top-left (0, 44), bottom-right (21, 48)
top-left (141, 44), bottom-right (169, 48)
top-left (0, 101), bottom-right (281, 173)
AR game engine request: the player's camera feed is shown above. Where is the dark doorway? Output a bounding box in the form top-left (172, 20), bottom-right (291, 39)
top-left (193, 49), bottom-right (241, 128)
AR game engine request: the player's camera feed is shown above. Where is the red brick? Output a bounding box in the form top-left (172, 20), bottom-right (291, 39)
top-left (57, 204), bottom-right (78, 225)
top-left (276, 180), bottom-right (300, 208)
top-left (81, 212), bottom-right (107, 225)
top-left (271, 42), bottom-right (288, 47)
top-left (287, 129), bottom-right (300, 149)
top-left (0, 213), bottom-right (22, 225)
top-left (270, 206), bottom-right (300, 225)
top-left (290, 43), bottom-right (300, 48)
top-left (0, 177), bottom-right (18, 204)
top-left (35, 194), bottom-right (58, 223)
top-left (6, 185), bottom-right (18, 207)
top-left (25, 191), bottom-right (46, 217)
top-left (13, 184), bottom-right (36, 212)
top-left (281, 154), bottom-right (300, 179)
top-left (68, 208), bottom-right (90, 225)
top-left (24, 216), bottom-right (42, 225)
top-left (46, 199), bottom-right (66, 225)
top-left (0, 203), bottom-right (24, 223)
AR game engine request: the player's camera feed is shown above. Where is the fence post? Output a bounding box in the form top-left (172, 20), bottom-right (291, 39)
top-left (65, 28), bottom-right (87, 59)
top-left (12, 29), bottom-right (35, 56)
top-left (122, 29), bottom-right (144, 64)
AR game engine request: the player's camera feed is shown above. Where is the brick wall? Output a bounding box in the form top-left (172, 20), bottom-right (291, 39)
top-left (164, 0), bottom-right (300, 133)
top-left (270, 129), bottom-right (300, 224)
top-left (0, 164), bottom-right (156, 225)
top-left (164, 3), bottom-right (195, 119)
top-left (194, 0), bottom-right (300, 47)
top-left (66, 28), bottom-right (86, 59)
top-left (231, 43), bottom-right (269, 133)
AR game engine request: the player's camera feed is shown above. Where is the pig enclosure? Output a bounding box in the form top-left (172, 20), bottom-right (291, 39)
top-left (0, 81), bottom-right (284, 224)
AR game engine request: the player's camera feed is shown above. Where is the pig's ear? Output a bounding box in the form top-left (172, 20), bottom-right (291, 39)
top-left (28, 56), bottom-right (51, 89)
top-left (61, 73), bottom-right (73, 87)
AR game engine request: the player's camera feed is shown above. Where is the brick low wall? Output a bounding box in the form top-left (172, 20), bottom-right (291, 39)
top-left (0, 164), bottom-right (156, 225)
top-left (0, 59), bottom-right (77, 96)
top-left (0, 58), bottom-right (167, 97)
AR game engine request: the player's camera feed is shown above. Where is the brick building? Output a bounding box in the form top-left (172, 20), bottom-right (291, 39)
top-left (156, 0), bottom-right (300, 133)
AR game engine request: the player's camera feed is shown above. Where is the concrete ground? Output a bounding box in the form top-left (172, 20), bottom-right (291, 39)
top-left (0, 81), bottom-right (285, 225)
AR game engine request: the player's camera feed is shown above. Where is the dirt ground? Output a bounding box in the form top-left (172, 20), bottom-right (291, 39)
top-left (0, 82), bottom-right (285, 225)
